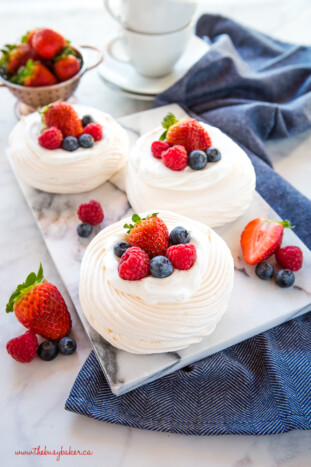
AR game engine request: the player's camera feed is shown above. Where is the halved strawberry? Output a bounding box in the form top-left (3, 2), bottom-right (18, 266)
top-left (240, 218), bottom-right (293, 265)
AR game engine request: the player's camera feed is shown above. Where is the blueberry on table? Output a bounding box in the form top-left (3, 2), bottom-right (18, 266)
top-left (62, 136), bottom-right (79, 151)
top-left (58, 337), bottom-right (77, 355)
top-left (77, 223), bottom-right (93, 238)
top-left (188, 150), bottom-right (208, 170)
top-left (169, 226), bottom-right (190, 245)
top-left (275, 269), bottom-right (295, 288)
top-left (255, 262), bottom-right (274, 280)
top-left (114, 241), bottom-right (131, 258)
top-left (150, 256), bottom-right (174, 278)
top-left (79, 133), bottom-right (94, 148)
top-left (81, 115), bottom-right (95, 128)
top-left (206, 147), bottom-right (221, 162)
top-left (37, 340), bottom-right (59, 361)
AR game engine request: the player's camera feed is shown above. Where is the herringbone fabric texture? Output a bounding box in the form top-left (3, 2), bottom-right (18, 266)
top-left (66, 15), bottom-right (311, 435)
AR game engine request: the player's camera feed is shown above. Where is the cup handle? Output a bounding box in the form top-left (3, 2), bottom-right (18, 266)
top-left (106, 36), bottom-right (131, 64)
top-left (104, 0), bottom-right (122, 23)
top-left (80, 45), bottom-right (104, 72)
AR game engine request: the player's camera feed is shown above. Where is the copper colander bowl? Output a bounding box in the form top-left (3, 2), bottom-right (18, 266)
top-left (0, 45), bottom-right (103, 108)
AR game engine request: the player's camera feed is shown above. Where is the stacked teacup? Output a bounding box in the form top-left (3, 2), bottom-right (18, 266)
top-left (104, 0), bottom-right (198, 78)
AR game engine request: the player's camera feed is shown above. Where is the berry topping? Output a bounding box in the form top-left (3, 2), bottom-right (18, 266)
top-left (62, 136), bottom-right (79, 151)
top-left (42, 102), bottom-right (83, 138)
top-left (77, 223), bottom-right (93, 238)
top-left (83, 122), bottom-right (103, 141)
top-left (166, 243), bottom-right (196, 270)
top-left (77, 200), bottom-right (104, 225)
top-left (79, 133), bottom-right (94, 148)
top-left (255, 262), bottom-right (274, 280)
top-left (150, 256), bottom-right (174, 278)
top-left (81, 115), bottom-right (95, 127)
top-left (32, 28), bottom-right (66, 59)
top-left (118, 246), bottom-right (150, 281)
top-left (240, 218), bottom-right (293, 265)
top-left (54, 48), bottom-right (81, 82)
top-left (206, 147), bottom-right (222, 162)
top-left (124, 213), bottom-right (169, 258)
top-left (169, 226), bottom-right (190, 245)
top-left (37, 340), bottom-right (59, 361)
top-left (188, 150), bottom-right (208, 170)
top-left (38, 126), bottom-right (63, 150)
top-left (275, 246), bottom-right (303, 271)
top-left (58, 336), bottom-right (77, 355)
top-left (6, 330), bottom-right (38, 363)
top-left (6, 264), bottom-right (72, 341)
top-left (275, 269), bottom-right (295, 288)
top-left (162, 145), bottom-right (188, 171)
top-left (151, 140), bottom-right (170, 159)
top-left (160, 113), bottom-right (212, 153)
top-left (114, 241), bottom-right (131, 258)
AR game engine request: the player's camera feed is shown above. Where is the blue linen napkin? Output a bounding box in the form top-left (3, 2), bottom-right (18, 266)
top-left (65, 15), bottom-right (311, 435)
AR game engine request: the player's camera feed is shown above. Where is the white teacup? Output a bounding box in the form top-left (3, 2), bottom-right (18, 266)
top-left (107, 22), bottom-right (193, 78)
top-left (104, 0), bottom-right (198, 34)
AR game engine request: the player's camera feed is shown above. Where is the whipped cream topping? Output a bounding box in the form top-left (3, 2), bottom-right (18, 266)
top-left (79, 210), bottom-right (234, 354)
top-left (9, 105), bottom-right (129, 193)
top-left (126, 123), bottom-right (256, 227)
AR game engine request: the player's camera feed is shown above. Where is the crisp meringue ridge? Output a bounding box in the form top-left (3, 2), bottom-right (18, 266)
top-left (79, 210), bottom-right (234, 354)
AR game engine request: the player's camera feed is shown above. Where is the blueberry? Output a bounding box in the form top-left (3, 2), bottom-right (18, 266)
top-left (206, 147), bottom-right (222, 162)
top-left (62, 136), bottom-right (79, 151)
top-left (275, 269), bottom-right (295, 288)
top-left (114, 241), bottom-right (131, 258)
top-left (150, 256), bottom-right (173, 278)
top-left (58, 337), bottom-right (77, 355)
top-left (169, 226), bottom-right (190, 245)
top-left (37, 340), bottom-right (59, 361)
top-left (255, 262), bottom-right (274, 280)
top-left (81, 114), bottom-right (94, 127)
top-left (188, 150), bottom-right (208, 170)
top-left (79, 133), bottom-right (94, 148)
top-left (77, 223), bottom-right (92, 238)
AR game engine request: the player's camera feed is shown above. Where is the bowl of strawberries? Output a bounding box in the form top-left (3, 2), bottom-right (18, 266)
top-left (0, 28), bottom-right (103, 108)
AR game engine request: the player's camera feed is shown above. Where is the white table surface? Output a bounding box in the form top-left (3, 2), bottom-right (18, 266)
top-left (1, 1), bottom-right (311, 466)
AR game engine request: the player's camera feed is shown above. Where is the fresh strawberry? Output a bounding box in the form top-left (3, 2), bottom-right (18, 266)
top-left (77, 200), bottom-right (104, 225)
top-left (54, 47), bottom-right (81, 82)
top-left (83, 123), bottom-right (103, 141)
top-left (32, 28), bottom-right (66, 59)
top-left (22, 28), bottom-right (40, 46)
top-left (11, 60), bottom-right (57, 86)
top-left (124, 213), bottom-right (169, 258)
top-left (162, 145), bottom-right (188, 171)
top-left (6, 330), bottom-right (38, 363)
top-left (118, 246), bottom-right (150, 281)
top-left (38, 126), bottom-right (63, 149)
top-left (42, 101), bottom-right (83, 138)
top-left (160, 113), bottom-right (212, 153)
top-left (151, 140), bottom-right (170, 159)
top-left (0, 44), bottom-right (37, 74)
top-left (240, 218), bottom-right (293, 265)
top-left (6, 264), bottom-right (72, 341)
top-left (166, 243), bottom-right (196, 270)
top-left (275, 246), bottom-right (303, 271)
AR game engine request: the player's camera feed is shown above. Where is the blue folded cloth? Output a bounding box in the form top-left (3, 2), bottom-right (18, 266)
top-left (66, 15), bottom-right (311, 435)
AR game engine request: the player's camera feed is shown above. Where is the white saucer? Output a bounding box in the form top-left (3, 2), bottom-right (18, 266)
top-left (99, 76), bottom-right (155, 101)
top-left (98, 35), bottom-right (209, 96)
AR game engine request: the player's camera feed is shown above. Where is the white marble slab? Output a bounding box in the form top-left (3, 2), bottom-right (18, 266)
top-left (8, 104), bottom-right (311, 395)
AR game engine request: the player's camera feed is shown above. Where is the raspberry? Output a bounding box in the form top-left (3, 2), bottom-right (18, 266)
top-left (77, 200), bottom-right (104, 225)
top-left (162, 145), bottom-right (188, 171)
top-left (38, 126), bottom-right (63, 150)
top-left (151, 140), bottom-right (170, 159)
top-left (118, 246), bottom-right (150, 280)
top-left (83, 123), bottom-right (103, 141)
top-left (6, 330), bottom-right (38, 363)
top-left (166, 243), bottom-right (196, 270)
top-left (275, 246), bottom-right (303, 271)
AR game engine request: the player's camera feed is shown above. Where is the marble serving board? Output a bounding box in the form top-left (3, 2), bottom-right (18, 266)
top-left (8, 104), bottom-right (311, 396)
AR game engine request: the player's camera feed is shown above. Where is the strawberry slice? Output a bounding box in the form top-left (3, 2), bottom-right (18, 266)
top-left (240, 218), bottom-right (293, 265)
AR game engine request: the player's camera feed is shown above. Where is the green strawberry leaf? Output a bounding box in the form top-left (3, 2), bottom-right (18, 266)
top-left (161, 113), bottom-right (179, 130)
top-left (6, 264), bottom-right (45, 313)
top-left (159, 130), bottom-right (167, 141)
top-left (132, 214), bottom-right (141, 223)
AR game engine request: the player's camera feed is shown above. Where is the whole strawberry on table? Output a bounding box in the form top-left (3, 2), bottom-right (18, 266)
top-left (0, 28), bottom-right (82, 86)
